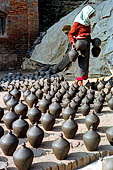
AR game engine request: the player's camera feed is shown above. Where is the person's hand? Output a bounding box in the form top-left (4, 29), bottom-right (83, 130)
top-left (72, 43), bottom-right (76, 50)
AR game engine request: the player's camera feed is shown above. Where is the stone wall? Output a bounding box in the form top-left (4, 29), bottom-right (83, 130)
top-left (31, 0), bottom-right (113, 78)
top-left (0, 0), bottom-right (39, 70)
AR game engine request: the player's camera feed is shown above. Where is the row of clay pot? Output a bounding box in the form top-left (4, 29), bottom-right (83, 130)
top-left (3, 79), bottom-right (113, 118)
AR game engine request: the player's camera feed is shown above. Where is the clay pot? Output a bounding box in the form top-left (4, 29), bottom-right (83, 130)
top-left (0, 130), bottom-right (18, 156)
top-left (23, 89), bottom-right (31, 102)
top-left (85, 111), bottom-right (100, 130)
top-left (56, 91), bottom-right (63, 101)
top-left (83, 126), bottom-right (100, 151)
top-left (100, 89), bottom-right (106, 98)
top-left (0, 107), bottom-right (4, 121)
top-left (52, 133), bottom-right (70, 160)
top-left (97, 81), bottom-right (104, 91)
top-left (94, 98), bottom-right (103, 113)
top-left (70, 99), bottom-right (78, 110)
top-left (35, 89), bottom-right (43, 99)
top-left (81, 102), bottom-right (90, 116)
top-left (12, 116), bottom-right (29, 138)
top-left (62, 116), bottom-right (78, 139)
top-left (87, 93), bottom-right (94, 104)
top-left (43, 84), bottom-right (50, 94)
top-left (106, 93), bottom-right (112, 102)
top-left (3, 109), bottom-right (19, 129)
top-left (108, 97), bottom-right (113, 110)
top-left (76, 39), bottom-right (88, 51)
top-left (68, 87), bottom-right (75, 98)
top-left (105, 82), bottom-right (112, 91)
top-left (78, 90), bottom-right (85, 99)
top-left (30, 86), bottom-right (36, 93)
top-left (63, 92), bottom-right (71, 100)
top-left (3, 92), bottom-right (12, 105)
top-left (49, 100), bottom-right (62, 118)
top-left (28, 104), bottom-right (41, 124)
top-left (74, 95), bottom-right (81, 105)
top-left (92, 38), bottom-right (101, 47)
top-left (103, 87), bottom-right (110, 95)
top-left (10, 88), bottom-right (21, 101)
top-left (85, 80), bottom-right (91, 89)
top-left (0, 125), bottom-right (4, 138)
top-left (59, 87), bottom-right (66, 95)
top-left (21, 85), bottom-right (27, 93)
top-left (80, 86), bottom-right (87, 95)
top-left (46, 92), bottom-right (52, 101)
top-left (98, 93), bottom-right (105, 104)
top-left (27, 123), bottom-right (44, 148)
top-left (92, 78), bottom-right (99, 90)
top-left (91, 46), bottom-right (101, 57)
top-left (6, 96), bottom-right (18, 111)
top-left (79, 85), bottom-right (87, 93)
top-left (41, 110), bottom-right (55, 131)
top-left (87, 88), bottom-right (95, 95)
top-left (82, 96), bottom-right (90, 105)
top-left (106, 127), bottom-right (113, 145)
top-left (14, 100), bottom-right (28, 118)
top-left (62, 97), bottom-right (70, 108)
top-left (62, 104), bottom-right (76, 120)
top-left (13, 143), bottom-right (34, 170)
top-left (39, 96), bottom-right (50, 113)
top-left (26, 92), bottom-right (38, 108)
top-left (69, 49), bottom-right (78, 62)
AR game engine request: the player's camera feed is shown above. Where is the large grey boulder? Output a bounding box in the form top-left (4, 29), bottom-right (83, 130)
top-left (31, 0), bottom-right (113, 78)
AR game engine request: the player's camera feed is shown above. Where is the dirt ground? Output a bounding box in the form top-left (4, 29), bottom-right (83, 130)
top-left (0, 72), bottom-right (113, 170)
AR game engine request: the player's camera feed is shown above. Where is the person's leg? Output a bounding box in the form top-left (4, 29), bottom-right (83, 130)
top-left (75, 38), bottom-right (90, 84)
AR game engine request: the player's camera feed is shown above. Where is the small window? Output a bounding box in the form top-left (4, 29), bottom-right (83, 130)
top-left (0, 16), bottom-right (6, 36)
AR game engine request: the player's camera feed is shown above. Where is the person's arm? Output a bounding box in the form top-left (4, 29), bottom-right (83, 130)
top-left (68, 22), bottom-right (79, 48)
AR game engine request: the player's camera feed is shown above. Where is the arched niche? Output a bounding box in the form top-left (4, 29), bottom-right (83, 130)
top-left (0, 11), bottom-right (7, 36)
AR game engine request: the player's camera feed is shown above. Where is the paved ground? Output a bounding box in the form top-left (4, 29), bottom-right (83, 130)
top-left (0, 72), bottom-right (113, 169)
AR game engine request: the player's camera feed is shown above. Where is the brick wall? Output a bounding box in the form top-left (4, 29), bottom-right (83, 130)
top-left (0, 0), bottom-right (39, 70)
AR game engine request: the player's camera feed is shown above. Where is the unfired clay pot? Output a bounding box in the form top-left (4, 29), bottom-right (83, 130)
top-left (26, 92), bottom-right (38, 108)
top-left (3, 92), bottom-right (12, 105)
top-left (0, 130), bottom-right (19, 156)
top-left (6, 96), bottom-right (18, 111)
top-left (12, 116), bottom-right (29, 138)
top-left (39, 96), bottom-right (50, 113)
top-left (13, 143), bottom-right (34, 170)
top-left (49, 100), bottom-right (62, 118)
top-left (52, 133), bottom-right (70, 160)
top-left (83, 126), bottom-right (100, 151)
top-left (28, 104), bottom-right (41, 124)
top-left (81, 102), bottom-right (90, 116)
top-left (10, 88), bottom-right (21, 101)
top-left (27, 123), bottom-right (44, 148)
top-left (62, 116), bottom-right (78, 139)
top-left (3, 109), bottom-right (19, 129)
top-left (14, 100), bottom-right (28, 118)
top-left (41, 110), bottom-right (55, 131)
top-left (62, 104), bottom-right (76, 120)
top-left (85, 111), bottom-right (100, 130)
